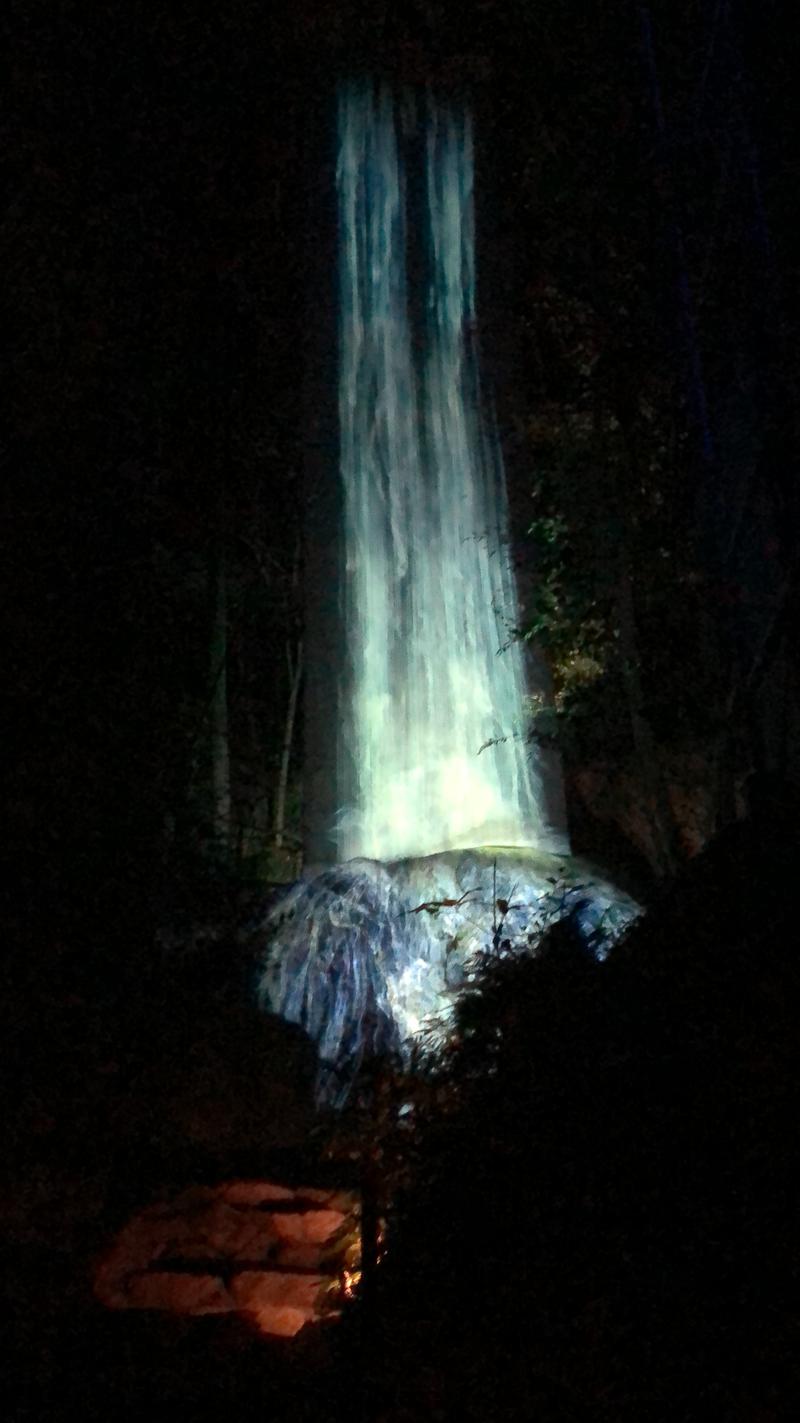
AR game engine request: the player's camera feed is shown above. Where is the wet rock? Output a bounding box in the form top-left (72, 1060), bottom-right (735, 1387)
top-left (255, 867), bottom-right (411, 1102)
top-left (258, 849), bottom-right (641, 1097)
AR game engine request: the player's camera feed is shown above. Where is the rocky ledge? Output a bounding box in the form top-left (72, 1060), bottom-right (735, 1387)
top-left (258, 847), bottom-right (640, 1101)
top-left (94, 1180), bottom-right (360, 1337)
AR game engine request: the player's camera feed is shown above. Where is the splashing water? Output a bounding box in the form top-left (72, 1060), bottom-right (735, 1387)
top-left (336, 83), bottom-right (563, 862)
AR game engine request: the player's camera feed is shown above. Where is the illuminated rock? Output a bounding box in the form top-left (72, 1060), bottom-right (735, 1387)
top-left (259, 848), bottom-right (640, 1100)
top-left (125, 1271), bottom-right (230, 1315)
top-left (94, 1180), bottom-right (358, 1337)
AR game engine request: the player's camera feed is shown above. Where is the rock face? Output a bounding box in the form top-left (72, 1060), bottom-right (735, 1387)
top-left (257, 848), bottom-right (640, 1101)
top-left (94, 1181), bottom-right (359, 1338)
top-left (256, 864), bottom-right (408, 1103)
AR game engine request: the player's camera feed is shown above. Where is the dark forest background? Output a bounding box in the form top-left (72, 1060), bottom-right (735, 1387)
top-left (4, 0), bottom-right (798, 1159)
top-left (4, 3), bottom-right (800, 1420)
top-left (6, 0), bottom-right (798, 929)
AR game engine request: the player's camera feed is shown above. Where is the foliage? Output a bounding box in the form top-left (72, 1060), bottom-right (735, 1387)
top-left (347, 799), bottom-right (800, 1419)
top-left (482, 2), bottom-right (799, 853)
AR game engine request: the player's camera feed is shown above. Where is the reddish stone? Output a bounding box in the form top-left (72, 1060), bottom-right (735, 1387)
top-left (219, 1181), bottom-right (295, 1206)
top-left (93, 1180), bottom-right (358, 1336)
top-left (230, 1270), bottom-right (326, 1314)
top-left (298, 1187), bottom-right (358, 1214)
top-left (125, 1272), bottom-right (232, 1314)
top-left (275, 1242), bottom-right (324, 1270)
top-left (269, 1209), bottom-right (343, 1245)
top-left (247, 1305), bottom-right (310, 1338)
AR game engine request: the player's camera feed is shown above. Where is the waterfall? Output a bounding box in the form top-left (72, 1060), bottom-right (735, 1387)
top-left (257, 87), bottom-right (634, 1094)
top-left (336, 82), bottom-right (560, 862)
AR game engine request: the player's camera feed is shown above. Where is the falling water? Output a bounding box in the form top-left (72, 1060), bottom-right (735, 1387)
top-left (258, 86), bottom-right (630, 1091)
top-left (337, 82), bottom-right (559, 862)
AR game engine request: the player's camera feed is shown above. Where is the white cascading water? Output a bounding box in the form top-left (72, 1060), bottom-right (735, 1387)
top-left (337, 82), bottom-right (554, 861)
top-left (258, 84), bottom-right (635, 1100)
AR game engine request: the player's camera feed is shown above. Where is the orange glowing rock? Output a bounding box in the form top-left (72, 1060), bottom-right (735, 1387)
top-left (93, 1179), bottom-right (358, 1337)
top-left (269, 1208), bottom-right (344, 1245)
top-left (125, 1271), bottom-right (231, 1315)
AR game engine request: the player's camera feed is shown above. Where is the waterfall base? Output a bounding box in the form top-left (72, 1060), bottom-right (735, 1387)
top-left (257, 849), bottom-right (640, 1104)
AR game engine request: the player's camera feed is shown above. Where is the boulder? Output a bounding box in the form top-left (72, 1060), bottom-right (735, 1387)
top-left (258, 848), bottom-right (640, 1097)
top-left (94, 1179), bottom-right (359, 1338)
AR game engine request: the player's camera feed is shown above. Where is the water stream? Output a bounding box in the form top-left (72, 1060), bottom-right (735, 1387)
top-left (336, 82), bottom-right (563, 861)
top-left (257, 84), bottom-right (599, 1092)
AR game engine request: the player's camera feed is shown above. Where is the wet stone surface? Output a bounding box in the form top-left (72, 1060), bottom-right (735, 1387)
top-left (258, 848), bottom-right (640, 1099)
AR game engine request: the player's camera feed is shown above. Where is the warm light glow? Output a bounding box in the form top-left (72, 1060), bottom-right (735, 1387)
top-left (341, 1268), bottom-right (362, 1300)
top-left (248, 1305), bottom-right (308, 1339)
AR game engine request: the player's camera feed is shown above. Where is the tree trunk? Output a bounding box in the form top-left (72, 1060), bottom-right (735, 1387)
top-left (274, 638), bottom-right (303, 850)
top-left (615, 561), bottom-right (679, 878)
top-left (596, 373), bottom-right (680, 878)
top-left (209, 541), bottom-right (230, 856)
